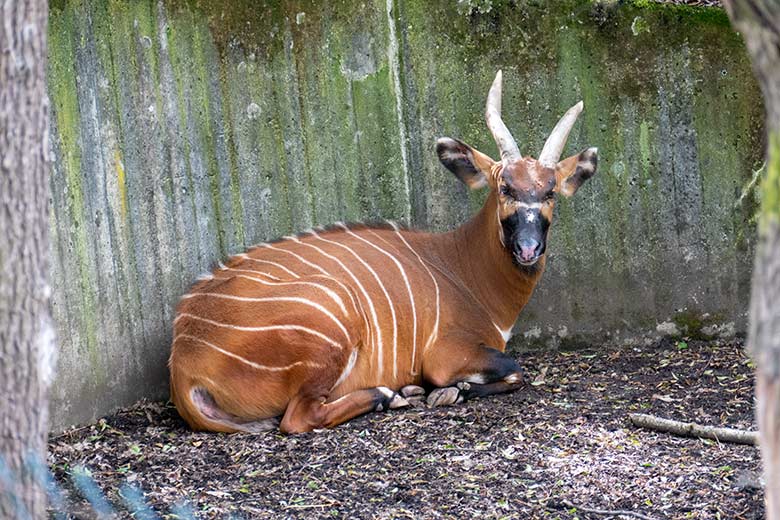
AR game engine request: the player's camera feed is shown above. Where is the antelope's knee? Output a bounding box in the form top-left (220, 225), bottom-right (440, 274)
top-left (279, 395), bottom-right (328, 434)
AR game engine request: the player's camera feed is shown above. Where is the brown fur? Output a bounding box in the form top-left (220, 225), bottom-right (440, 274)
top-left (170, 98), bottom-right (597, 434)
top-left (169, 202), bottom-right (541, 433)
top-left (170, 169), bottom-right (579, 433)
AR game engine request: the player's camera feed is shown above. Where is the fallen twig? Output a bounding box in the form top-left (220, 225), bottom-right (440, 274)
top-left (284, 502), bottom-right (336, 509)
top-left (629, 413), bottom-right (757, 446)
top-left (548, 499), bottom-right (660, 520)
top-left (49, 424), bottom-right (94, 441)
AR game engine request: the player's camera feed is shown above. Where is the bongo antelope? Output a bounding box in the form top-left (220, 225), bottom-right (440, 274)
top-left (169, 71), bottom-right (598, 433)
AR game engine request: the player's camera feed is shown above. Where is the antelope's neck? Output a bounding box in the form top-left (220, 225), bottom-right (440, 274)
top-left (436, 191), bottom-right (545, 332)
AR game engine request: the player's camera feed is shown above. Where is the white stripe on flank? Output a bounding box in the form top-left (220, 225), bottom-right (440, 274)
top-left (386, 221), bottom-right (440, 358)
top-left (174, 334), bottom-right (321, 372)
top-left (280, 238), bottom-right (362, 315)
top-left (297, 230), bottom-right (384, 376)
top-left (256, 242), bottom-right (331, 277)
top-left (236, 253), bottom-right (300, 278)
top-left (308, 274), bottom-right (361, 316)
top-left (219, 268), bottom-right (348, 315)
top-left (331, 348), bottom-right (358, 391)
top-left (182, 292), bottom-right (351, 342)
top-left (353, 225), bottom-right (418, 378)
top-left (313, 225), bottom-right (397, 379)
top-left (175, 313), bottom-right (343, 349)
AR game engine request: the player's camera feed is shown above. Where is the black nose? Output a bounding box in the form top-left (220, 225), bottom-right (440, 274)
top-left (518, 239), bottom-right (540, 262)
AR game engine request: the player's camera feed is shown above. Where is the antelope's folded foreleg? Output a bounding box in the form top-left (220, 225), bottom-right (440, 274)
top-left (280, 386), bottom-right (409, 434)
top-left (421, 342), bottom-right (524, 407)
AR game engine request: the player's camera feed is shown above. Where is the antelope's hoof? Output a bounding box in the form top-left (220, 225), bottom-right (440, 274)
top-left (427, 386), bottom-right (463, 407)
top-left (389, 395), bottom-right (410, 409)
top-left (400, 385), bottom-right (425, 398)
top-left (376, 387), bottom-right (410, 411)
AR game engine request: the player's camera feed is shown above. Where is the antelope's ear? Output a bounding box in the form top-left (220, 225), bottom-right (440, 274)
top-left (436, 137), bottom-right (496, 189)
top-left (555, 147), bottom-right (598, 197)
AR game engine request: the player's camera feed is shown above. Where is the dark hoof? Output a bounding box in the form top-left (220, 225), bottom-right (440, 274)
top-left (375, 387), bottom-right (410, 411)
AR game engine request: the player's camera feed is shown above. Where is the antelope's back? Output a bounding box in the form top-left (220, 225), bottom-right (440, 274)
top-left (172, 223), bottom-right (442, 390)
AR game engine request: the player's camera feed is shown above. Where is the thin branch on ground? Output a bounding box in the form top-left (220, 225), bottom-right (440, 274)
top-left (547, 499), bottom-right (661, 520)
top-left (50, 425), bottom-right (94, 441)
top-left (629, 413), bottom-right (758, 445)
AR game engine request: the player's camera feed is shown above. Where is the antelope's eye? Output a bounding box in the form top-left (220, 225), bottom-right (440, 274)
top-left (499, 185), bottom-right (512, 197)
top-left (542, 192), bottom-right (555, 202)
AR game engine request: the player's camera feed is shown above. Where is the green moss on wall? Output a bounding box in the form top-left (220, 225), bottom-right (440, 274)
top-left (624, 0), bottom-right (731, 27)
top-left (48, 5), bottom-right (101, 370)
top-left (165, 0), bottom-right (288, 57)
top-left (46, 0), bottom-right (763, 429)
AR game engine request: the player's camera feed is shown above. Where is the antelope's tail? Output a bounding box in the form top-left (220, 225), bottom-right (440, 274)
top-left (169, 366), bottom-right (278, 434)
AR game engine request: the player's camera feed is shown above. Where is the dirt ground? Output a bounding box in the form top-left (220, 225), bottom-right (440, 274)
top-left (48, 338), bottom-right (762, 519)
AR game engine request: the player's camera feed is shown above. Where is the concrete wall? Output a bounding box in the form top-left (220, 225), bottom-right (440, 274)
top-left (47, 0), bottom-right (764, 429)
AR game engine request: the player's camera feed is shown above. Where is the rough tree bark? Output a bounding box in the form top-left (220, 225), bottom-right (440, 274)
top-left (0, 0), bottom-right (54, 518)
top-left (723, 0), bottom-right (780, 517)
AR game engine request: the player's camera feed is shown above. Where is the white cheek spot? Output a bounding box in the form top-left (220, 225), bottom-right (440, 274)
top-left (525, 212), bottom-right (536, 223)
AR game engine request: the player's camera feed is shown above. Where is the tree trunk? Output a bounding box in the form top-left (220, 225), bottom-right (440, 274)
top-left (723, 1), bottom-right (780, 517)
top-left (0, 0), bottom-right (54, 518)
